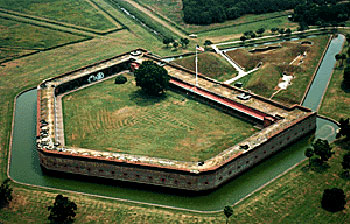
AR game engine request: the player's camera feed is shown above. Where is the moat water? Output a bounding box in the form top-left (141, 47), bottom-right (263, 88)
top-left (9, 35), bottom-right (344, 211)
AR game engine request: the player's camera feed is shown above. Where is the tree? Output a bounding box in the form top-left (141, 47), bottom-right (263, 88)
top-left (240, 35), bottom-right (247, 43)
top-left (162, 37), bottom-right (174, 48)
top-left (180, 37), bottom-right (185, 48)
top-left (134, 61), bottom-right (169, 96)
top-left (114, 75), bottom-right (127, 84)
top-left (285, 28), bottom-right (292, 35)
top-left (344, 67), bottom-right (350, 88)
top-left (0, 178), bottom-right (12, 209)
top-left (271, 27), bottom-right (278, 34)
top-left (312, 139), bottom-right (333, 163)
top-left (244, 30), bottom-right (254, 38)
top-left (224, 205), bottom-right (233, 224)
top-left (346, 34), bottom-right (350, 44)
top-left (48, 195), bottom-right (77, 224)
top-left (173, 41), bottom-right (178, 49)
top-left (315, 21), bottom-right (323, 27)
top-left (304, 147), bottom-right (314, 167)
top-left (340, 54), bottom-right (346, 67)
top-left (183, 37), bottom-right (190, 48)
top-left (162, 37), bottom-right (170, 48)
top-left (342, 153), bottom-right (350, 177)
top-left (335, 54), bottom-right (341, 67)
top-left (256, 28), bottom-right (265, 36)
top-left (321, 188), bottom-right (346, 212)
top-left (278, 28), bottom-right (285, 35)
top-left (204, 40), bottom-right (213, 49)
top-left (336, 118), bottom-right (350, 139)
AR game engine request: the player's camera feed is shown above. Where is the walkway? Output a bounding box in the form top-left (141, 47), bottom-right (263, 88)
top-left (170, 79), bottom-right (267, 120)
top-left (212, 43), bottom-right (260, 84)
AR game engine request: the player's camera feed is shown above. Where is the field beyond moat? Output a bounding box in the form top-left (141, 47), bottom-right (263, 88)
top-left (62, 74), bottom-right (258, 162)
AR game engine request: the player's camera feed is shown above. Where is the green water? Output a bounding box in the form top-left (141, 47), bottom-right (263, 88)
top-left (9, 35), bottom-right (344, 211)
top-left (302, 34), bottom-right (345, 111)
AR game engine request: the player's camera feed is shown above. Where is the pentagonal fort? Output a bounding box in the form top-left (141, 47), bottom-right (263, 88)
top-left (36, 49), bottom-right (316, 191)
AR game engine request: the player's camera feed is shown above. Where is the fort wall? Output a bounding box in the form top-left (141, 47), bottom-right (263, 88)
top-left (38, 113), bottom-right (315, 191)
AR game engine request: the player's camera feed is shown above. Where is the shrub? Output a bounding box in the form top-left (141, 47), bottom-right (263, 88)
top-left (321, 188), bottom-right (346, 212)
top-left (114, 75), bottom-right (127, 84)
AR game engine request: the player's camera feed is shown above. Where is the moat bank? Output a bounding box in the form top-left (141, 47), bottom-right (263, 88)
top-left (9, 90), bottom-right (336, 211)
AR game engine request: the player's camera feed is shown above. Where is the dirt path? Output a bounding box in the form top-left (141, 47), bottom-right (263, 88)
top-left (123, 0), bottom-right (186, 37)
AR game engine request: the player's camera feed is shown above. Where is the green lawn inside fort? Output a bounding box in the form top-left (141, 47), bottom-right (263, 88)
top-left (62, 74), bottom-right (258, 162)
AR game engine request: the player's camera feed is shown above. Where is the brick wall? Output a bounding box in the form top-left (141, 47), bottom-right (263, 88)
top-left (38, 113), bottom-right (316, 191)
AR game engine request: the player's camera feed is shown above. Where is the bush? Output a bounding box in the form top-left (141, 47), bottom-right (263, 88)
top-left (321, 188), bottom-right (346, 212)
top-left (114, 75), bottom-right (127, 84)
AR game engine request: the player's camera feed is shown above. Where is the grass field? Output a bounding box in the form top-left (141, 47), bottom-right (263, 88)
top-left (319, 33), bottom-right (350, 120)
top-left (0, 18), bottom-right (86, 62)
top-left (224, 35), bottom-right (330, 105)
top-left (62, 74), bottom-right (257, 161)
top-left (0, 0), bottom-right (117, 30)
top-left (0, 18), bottom-right (84, 49)
top-left (197, 16), bottom-right (299, 43)
top-left (135, 0), bottom-right (293, 34)
top-left (174, 52), bottom-right (237, 82)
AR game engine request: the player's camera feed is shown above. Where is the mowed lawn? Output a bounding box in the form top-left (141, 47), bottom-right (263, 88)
top-left (63, 74), bottom-right (257, 162)
top-left (225, 35), bottom-right (330, 105)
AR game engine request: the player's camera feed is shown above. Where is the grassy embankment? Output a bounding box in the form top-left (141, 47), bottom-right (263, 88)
top-left (63, 74), bottom-right (256, 162)
top-left (0, 0), bottom-right (350, 223)
top-left (174, 52), bottom-right (237, 82)
top-left (225, 35), bottom-right (329, 105)
top-left (319, 34), bottom-right (350, 120)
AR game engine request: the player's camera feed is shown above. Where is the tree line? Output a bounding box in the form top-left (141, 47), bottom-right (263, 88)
top-left (292, 0), bottom-right (350, 27)
top-left (182, 0), bottom-right (299, 25)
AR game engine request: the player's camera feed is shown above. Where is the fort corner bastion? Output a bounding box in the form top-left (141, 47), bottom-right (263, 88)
top-left (36, 49), bottom-right (316, 191)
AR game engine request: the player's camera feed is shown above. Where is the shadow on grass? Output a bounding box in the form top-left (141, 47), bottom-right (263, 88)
top-left (302, 159), bottom-right (330, 174)
top-left (334, 138), bottom-right (350, 149)
top-left (340, 170), bottom-right (350, 181)
top-left (128, 89), bottom-right (167, 106)
top-left (341, 82), bottom-right (350, 93)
